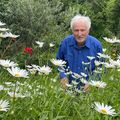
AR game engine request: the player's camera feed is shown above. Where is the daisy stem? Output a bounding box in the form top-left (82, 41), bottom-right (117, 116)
top-left (13, 82), bottom-right (17, 101)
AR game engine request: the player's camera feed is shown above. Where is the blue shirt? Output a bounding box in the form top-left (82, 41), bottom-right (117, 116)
top-left (57, 34), bottom-right (103, 83)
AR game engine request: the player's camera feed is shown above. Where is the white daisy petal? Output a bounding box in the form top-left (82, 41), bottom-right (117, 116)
top-left (0, 100), bottom-right (9, 112)
top-left (0, 59), bottom-right (18, 68)
top-left (89, 81), bottom-right (107, 88)
top-left (51, 59), bottom-right (66, 67)
top-left (7, 67), bottom-right (29, 78)
top-left (94, 102), bottom-right (116, 116)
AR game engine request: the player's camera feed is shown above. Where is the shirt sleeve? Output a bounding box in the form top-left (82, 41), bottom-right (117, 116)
top-left (97, 43), bottom-right (103, 54)
top-left (56, 41), bottom-right (67, 79)
top-left (96, 42), bottom-right (103, 61)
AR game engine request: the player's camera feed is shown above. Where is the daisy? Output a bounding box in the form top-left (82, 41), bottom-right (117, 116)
top-left (82, 61), bottom-right (90, 65)
top-left (103, 37), bottom-right (120, 44)
top-left (0, 33), bottom-right (8, 38)
top-left (4, 82), bottom-right (16, 86)
top-left (6, 32), bottom-right (19, 38)
top-left (0, 84), bottom-right (9, 91)
top-left (109, 59), bottom-right (120, 68)
top-left (81, 72), bottom-right (87, 78)
top-left (0, 21), bottom-right (6, 26)
top-left (0, 85), bottom-right (5, 91)
top-left (26, 64), bottom-right (40, 74)
top-left (72, 81), bottom-right (78, 85)
top-left (31, 64), bottom-right (41, 71)
top-left (35, 41), bottom-right (44, 48)
top-left (103, 48), bottom-right (106, 52)
top-left (94, 102), bottom-right (116, 116)
top-left (39, 65), bottom-right (52, 75)
top-left (81, 78), bottom-right (88, 84)
top-left (87, 56), bottom-right (95, 60)
top-left (7, 67), bottom-right (29, 78)
top-left (51, 59), bottom-right (66, 67)
top-left (94, 60), bottom-right (102, 66)
top-left (49, 43), bottom-right (55, 47)
top-left (118, 55), bottom-right (120, 60)
top-left (3, 32), bottom-right (19, 38)
top-left (0, 100), bottom-right (9, 112)
top-left (0, 59), bottom-right (18, 68)
top-left (66, 83), bottom-right (72, 87)
top-left (0, 28), bottom-right (9, 32)
top-left (93, 70), bottom-right (102, 74)
top-left (89, 81), bottom-right (107, 88)
top-left (8, 92), bottom-right (26, 98)
top-left (72, 73), bottom-right (81, 79)
top-left (104, 62), bottom-right (115, 69)
top-left (27, 68), bottom-right (37, 74)
top-left (97, 53), bottom-right (111, 59)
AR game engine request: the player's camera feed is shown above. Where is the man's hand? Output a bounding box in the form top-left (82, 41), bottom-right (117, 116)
top-left (60, 77), bottom-right (69, 90)
top-left (83, 84), bottom-right (90, 92)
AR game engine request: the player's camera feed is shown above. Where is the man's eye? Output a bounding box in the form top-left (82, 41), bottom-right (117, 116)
top-left (74, 30), bottom-right (79, 32)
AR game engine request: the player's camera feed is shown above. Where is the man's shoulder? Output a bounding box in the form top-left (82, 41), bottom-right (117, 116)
top-left (61, 35), bottom-right (74, 45)
top-left (63, 35), bottom-right (74, 41)
top-left (88, 35), bottom-right (101, 45)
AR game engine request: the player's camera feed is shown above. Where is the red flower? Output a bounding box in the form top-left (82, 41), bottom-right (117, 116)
top-left (23, 47), bottom-right (33, 55)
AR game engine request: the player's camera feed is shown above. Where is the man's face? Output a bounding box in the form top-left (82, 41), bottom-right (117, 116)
top-left (72, 20), bottom-right (89, 45)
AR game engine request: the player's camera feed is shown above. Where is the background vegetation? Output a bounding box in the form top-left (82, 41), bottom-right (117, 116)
top-left (0, 0), bottom-right (120, 60)
top-left (0, 0), bottom-right (120, 119)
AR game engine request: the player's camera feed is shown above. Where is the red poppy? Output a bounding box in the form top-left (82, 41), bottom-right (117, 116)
top-left (23, 47), bottom-right (33, 55)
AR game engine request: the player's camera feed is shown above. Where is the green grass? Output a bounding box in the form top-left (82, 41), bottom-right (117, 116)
top-left (0, 66), bottom-right (120, 120)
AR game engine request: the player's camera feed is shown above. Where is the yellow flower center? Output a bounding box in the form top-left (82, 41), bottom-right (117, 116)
top-left (96, 83), bottom-right (100, 87)
top-left (15, 73), bottom-right (21, 77)
top-left (100, 108), bottom-right (107, 114)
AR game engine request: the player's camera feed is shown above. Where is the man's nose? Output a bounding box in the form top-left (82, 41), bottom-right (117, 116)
top-left (78, 31), bottom-right (82, 36)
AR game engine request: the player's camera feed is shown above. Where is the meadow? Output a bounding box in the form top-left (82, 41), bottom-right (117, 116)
top-left (0, 21), bottom-right (120, 120)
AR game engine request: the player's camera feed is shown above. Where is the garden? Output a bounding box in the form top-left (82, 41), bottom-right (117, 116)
top-left (0, 0), bottom-right (120, 119)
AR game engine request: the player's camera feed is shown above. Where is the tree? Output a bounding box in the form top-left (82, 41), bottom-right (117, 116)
top-left (111, 0), bottom-right (120, 37)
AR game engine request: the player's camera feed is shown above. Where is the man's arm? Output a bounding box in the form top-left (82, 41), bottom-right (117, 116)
top-left (56, 41), bottom-right (68, 89)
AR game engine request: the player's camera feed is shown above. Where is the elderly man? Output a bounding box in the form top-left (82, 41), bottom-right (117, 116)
top-left (57, 14), bottom-right (103, 91)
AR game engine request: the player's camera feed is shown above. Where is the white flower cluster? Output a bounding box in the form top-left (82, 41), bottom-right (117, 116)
top-left (103, 37), bottom-right (120, 44)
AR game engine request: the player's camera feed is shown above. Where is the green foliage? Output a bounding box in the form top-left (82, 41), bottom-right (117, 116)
top-left (111, 0), bottom-right (120, 37)
top-left (0, 0), bottom-right (120, 119)
top-left (2, 0), bottom-right (66, 46)
top-left (0, 0), bottom-right (10, 20)
top-left (0, 0), bottom-right (120, 60)
top-left (0, 65), bottom-right (120, 119)
top-left (6, 0), bottom-right (54, 44)
top-left (0, 0), bottom-right (119, 41)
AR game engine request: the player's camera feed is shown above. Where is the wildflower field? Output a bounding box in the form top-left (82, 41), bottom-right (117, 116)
top-left (0, 20), bottom-right (120, 120)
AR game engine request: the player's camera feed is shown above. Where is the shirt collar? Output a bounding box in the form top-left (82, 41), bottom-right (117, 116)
top-left (69, 35), bottom-right (90, 48)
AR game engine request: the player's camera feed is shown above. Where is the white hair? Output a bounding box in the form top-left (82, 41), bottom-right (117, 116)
top-left (70, 14), bottom-right (91, 31)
